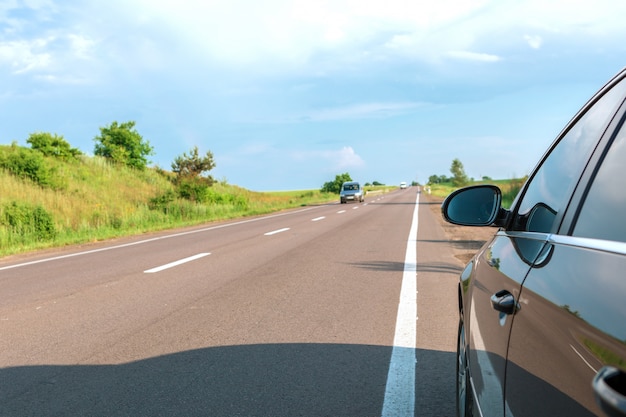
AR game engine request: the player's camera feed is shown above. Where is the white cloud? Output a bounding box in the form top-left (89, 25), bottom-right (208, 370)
top-left (327, 146), bottom-right (365, 171)
top-left (446, 50), bottom-right (501, 62)
top-left (293, 146), bottom-right (365, 171)
top-left (524, 35), bottom-right (543, 49)
top-left (7, 0), bottom-right (624, 81)
top-left (111, 0), bottom-right (491, 68)
top-left (118, 0), bottom-right (626, 67)
top-left (67, 34), bottom-right (95, 60)
top-left (0, 38), bottom-right (52, 73)
top-left (306, 102), bottom-right (422, 121)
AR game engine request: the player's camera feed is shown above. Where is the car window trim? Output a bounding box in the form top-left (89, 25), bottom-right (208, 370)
top-left (562, 108), bottom-right (626, 238)
top-left (548, 234), bottom-right (626, 256)
top-left (507, 68), bottom-right (626, 235)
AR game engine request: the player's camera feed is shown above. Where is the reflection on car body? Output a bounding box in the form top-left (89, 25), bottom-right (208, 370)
top-left (442, 68), bottom-right (626, 417)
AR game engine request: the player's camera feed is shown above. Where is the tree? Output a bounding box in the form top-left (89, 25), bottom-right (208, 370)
top-left (321, 173), bottom-right (352, 194)
top-left (171, 146), bottom-right (216, 201)
top-left (450, 158), bottom-right (469, 187)
top-left (171, 146), bottom-right (216, 181)
top-left (428, 174), bottom-right (449, 184)
top-left (93, 121), bottom-right (154, 170)
top-left (27, 132), bottom-right (81, 160)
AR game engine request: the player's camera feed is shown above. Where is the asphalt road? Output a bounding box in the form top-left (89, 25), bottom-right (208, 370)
top-left (0, 188), bottom-right (465, 417)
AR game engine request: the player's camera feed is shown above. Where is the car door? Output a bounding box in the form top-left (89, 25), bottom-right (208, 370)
top-left (505, 76), bottom-right (626, 417)
top-left (467, 70), bottom-right (626, 417)
top-left (465, 231), bottom-right (544, 417)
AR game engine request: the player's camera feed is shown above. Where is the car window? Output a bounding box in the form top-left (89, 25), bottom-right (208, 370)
top-left (573, 119), bottom-right (626, 242)
top-left (512, 78), bottom-right (626, 233)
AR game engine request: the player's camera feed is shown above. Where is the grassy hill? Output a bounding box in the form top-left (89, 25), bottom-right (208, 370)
top-left (0, 144), bottom-right (339, 257)
top-left (0, 143), bottom-right (524, 258)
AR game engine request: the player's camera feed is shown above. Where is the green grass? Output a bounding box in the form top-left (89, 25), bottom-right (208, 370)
top-left (583, 337), bottom-right (626, 369)
top-left (0, 148), bottom-right (345, 257)
top-left (425, 178), bottom-right (526, 209)
top-left (0, 143), bottom-right (524, 257)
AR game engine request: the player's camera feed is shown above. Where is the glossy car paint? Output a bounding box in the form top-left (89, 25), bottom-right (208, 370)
top-left (447, 68), bottom-right (626, 417)
top-left (506, 236), bottom-right (626, 416)
top-left (464, 232), bottom-right (549, 417)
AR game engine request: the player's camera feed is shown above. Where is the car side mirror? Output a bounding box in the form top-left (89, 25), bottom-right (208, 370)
top-left (593, 366), bottom-right (626, 417)
top-left (441, 185), bottom-right (506, 227)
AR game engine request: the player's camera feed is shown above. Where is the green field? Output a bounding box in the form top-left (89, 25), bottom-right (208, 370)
top-left (425, 178), bottom-right (526, 209)
top-left (0, 145), bottom-right (401, 257)
top-left (0, 143), bottom-right (523, 257)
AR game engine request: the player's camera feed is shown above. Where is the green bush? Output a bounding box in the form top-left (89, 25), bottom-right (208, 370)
top-left (0, 145), bottom-right (66, 190)
top-left (1, 201), bottom-right (57, 241)
top-left (27, 132), bottom-right (82, 160)
top-left (177, 178), bottom-right (211, 202)
top-left (321, 173), bottom-right (352, 194)
top-left (149, 190), bottom-right (178, 212)
top-left (94, 121), bottom-right (154, 170)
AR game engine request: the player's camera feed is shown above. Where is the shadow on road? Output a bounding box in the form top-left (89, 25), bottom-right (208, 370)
top-left (351, 260), bottom-right (406, 272)
top-left (416, 261), bottom-right (463, 275)
top-left (419, 238), bottom-right (487, 251)
top-left (351, 260), bottom-right (463, 276)
top-left (1, 344), bottom-right (456, 417)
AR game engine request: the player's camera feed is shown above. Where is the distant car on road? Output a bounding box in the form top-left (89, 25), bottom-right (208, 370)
top-left (442, 67), bottom-right (626, 417)
top-left (339, 181), bottom-right (364, 203)
top-left (400, 182), bottom-right (407, 189)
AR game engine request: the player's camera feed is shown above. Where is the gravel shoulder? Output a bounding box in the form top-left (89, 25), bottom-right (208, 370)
top-left (424, 193), bottom-right (499, 265)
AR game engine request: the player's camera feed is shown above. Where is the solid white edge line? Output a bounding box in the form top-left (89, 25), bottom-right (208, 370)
top-left (264, 227), bottom-right (290, 236)
top-left (570, 344), bottom-right (598, 373)
top-left (0, 206), bottom-right (322, 272)
top-left (144, 252), bottom-right (211, 273)
top-left (381, 191), bottom-right (419, 417)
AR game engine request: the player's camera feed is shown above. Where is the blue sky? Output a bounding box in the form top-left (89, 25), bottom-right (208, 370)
top-left (1, 0), bottom-right (625, 191)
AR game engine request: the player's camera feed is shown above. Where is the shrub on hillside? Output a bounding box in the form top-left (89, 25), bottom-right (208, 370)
top-left (177, 177), bottom-right (212, 202)
top-left (0, 144), bottom-right (66, 190)
top-left (203, 188), bottom-right (248, 208)
top-left (93, 121), bottom-right (154, 170)
top-left (149, 190), bottom-right (178, 213)
top-left (1, 201), bottom-right (57, 241)
top-left (27, 132), bottom-right (82, 160)
top-left (171, 146), bottom-right (216, 183)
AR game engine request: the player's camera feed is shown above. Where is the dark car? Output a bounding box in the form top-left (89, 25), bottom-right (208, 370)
top-left (442, 68), bottom-right (626, 417)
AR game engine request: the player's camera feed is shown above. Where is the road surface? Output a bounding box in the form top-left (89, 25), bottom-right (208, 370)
top-left (0, 188), bottom-right (471, 417)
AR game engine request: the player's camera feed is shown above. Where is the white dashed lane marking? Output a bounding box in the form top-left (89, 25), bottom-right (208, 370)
top-left (144, 253), bottom-right (211, 273)
top-left (264, 228), bottom-right (291, 236)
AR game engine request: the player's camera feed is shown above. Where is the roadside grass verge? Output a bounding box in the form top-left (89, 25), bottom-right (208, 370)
top-left (0, 153), bottom-right (341, 257)
top-left (425, 177), bottom-right (527, 209)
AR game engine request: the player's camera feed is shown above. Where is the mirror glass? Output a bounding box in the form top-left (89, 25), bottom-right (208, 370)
top-left (444, 186), bottom-right (499, 226)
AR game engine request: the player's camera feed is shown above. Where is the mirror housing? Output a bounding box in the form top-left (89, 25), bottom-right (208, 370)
top-left (441, 185), bottom-right (507, 227)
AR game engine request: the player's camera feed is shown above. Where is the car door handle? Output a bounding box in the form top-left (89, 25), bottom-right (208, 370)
top-left (593, 366), bottom-right (626, 417)
top-left (490, 290), bottom-right (518, 315)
